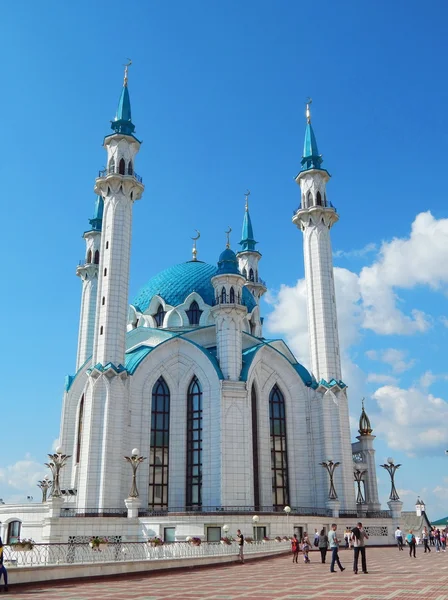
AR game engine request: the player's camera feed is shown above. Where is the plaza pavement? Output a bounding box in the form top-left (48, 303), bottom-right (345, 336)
top-left (6, 546), bottom-right (448, 599)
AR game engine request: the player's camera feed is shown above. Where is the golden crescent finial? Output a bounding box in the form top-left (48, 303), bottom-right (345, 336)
top-left (123, 58), bottom-right (132, 87)
top-left (225, 226), bottom-right (232, 249)
top-left (306, 97), bottom-right (312, 124)
top-left (191, 229), bottom-right (200, 261)
top-left (244, 189), bottom-right (250, 212)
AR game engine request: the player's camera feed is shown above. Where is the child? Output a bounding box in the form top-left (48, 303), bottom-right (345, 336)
top-left (301, 532), bottom-right (311, 563)
top-left (291, 534), bottom-right (299, 564)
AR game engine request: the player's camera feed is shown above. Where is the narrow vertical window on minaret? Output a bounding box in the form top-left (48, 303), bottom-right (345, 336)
top-left (119, 158), bottom-right (125, 175)
top-left (76, 395), bottom-right (84, 464)
top-left (316, 191), bottom-right (322, 206)
top-left (108, 157), bottom-right (115, 174)
top-left (251, 384), bottom-right (260, 510)
top-left (269, 384), bottom-right (289, 509)
top-left (94, 250), bottom-right (99, 264)
top-left (128, 160), bottom-right (133, 175)
top-left (149, 377), bottom-right (170, 510)
top-left (86, 250), bottom-right (92, 264)
top-left (186, 377), bottom-right (202, 509)
top-left (229, 287), bottom-right (235, 303)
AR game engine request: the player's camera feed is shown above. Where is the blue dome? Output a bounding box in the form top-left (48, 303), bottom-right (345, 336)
top-left (216, 248), bottom-right (240, 275)
top-left (133, 261), bottom-right (257, 313)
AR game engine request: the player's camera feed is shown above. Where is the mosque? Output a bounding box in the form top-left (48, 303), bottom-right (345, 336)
top-left (1, 68), bottom-right (412, 545)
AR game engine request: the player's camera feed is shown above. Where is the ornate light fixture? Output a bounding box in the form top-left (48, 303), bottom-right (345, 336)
top-left (380, 457), bottom-right (401, 501)
top-left (124, 448), bottom-right (146, 498)
top-left (37, 475), bottom-right (53, 502)
top-left (320, 459), bottom-right (340, 500)
top-left (353, 467), bottom-right (366, 504)
top-left (45, 447), bottom-right (71, 498)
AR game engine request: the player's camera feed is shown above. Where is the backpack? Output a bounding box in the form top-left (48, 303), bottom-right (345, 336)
top-left (351, 527), bottom-right (361, 541)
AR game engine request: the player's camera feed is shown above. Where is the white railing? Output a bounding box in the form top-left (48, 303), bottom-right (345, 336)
top-left (4, 540), bottom-right (289, 568)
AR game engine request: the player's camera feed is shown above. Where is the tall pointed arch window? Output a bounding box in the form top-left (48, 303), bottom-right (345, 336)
top-left (149, 377), bottom-right (170, 509)
top-left (307, 191), bottom-right (312, 207)
top-left (109, 157), bottom-right (115, 174)
top-left (251, 384), bottom-right (260, 509)
top-left (94, 250), bottom-right (100, 264)
top-left (86, 250), bottom-right (92, 264)
top-left (154, 305), bottom-right (166, 327)
top-left (186, 301), bottom-right (202, 325)
top-left (220, 287), bottom-right (227, 304)
top-left (242, 267), bottom-right (247, 279)
top-left (249, 268), bottom-right (254, 282)
top-left (229, 287), bottom-right (235, 303)
top-left (119, 158), bottom-right (126, 175)
top-left (127, 160), bottom-right (133, 175)
top-left (269, 384), bottom-right (289, 509)
top-left (76, 395), bottom-right (84, 464)
top-left (186, 377), bottom-right (202, 508)
top-left (316, 191), bottom-right (323, 206)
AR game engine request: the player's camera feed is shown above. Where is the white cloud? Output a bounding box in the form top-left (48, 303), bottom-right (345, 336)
top-left (441, 317), bottom-right (448, 328)
top-left (334, 242), bottom-right (377, 259)
top-left (373, 385), bottom-right (448, 454)
top-left (418, 370), bottom-right (448, 389)
top-left (0, 455), bottom-right (46, 502)
top-left (367, 373), bottom-right (399, 385)
top-left (366, 348), bottom-right (415, 374)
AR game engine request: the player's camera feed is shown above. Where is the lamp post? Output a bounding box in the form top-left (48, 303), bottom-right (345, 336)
top-left (380, 457), bottom-right (401, 501)
top-left (124, 448), bottom-right (146, 498)
top-left (45, 447), bottom-right (71, 498)
top-left (319, 459), bottom-right (340, 500)
top-left (284, 505), bottom-right (291, 534)
top-left (37, 475), bottom-right (52, 502)
top-left (252, 515), bottom-right (260, 540)
top-left (353, 467), bottom-right (366, 504)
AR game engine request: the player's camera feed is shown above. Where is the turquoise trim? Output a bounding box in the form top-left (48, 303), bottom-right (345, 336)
top-left (300, 122), bottom-right (328, 174)
top-left (318, 378), bottom-right (347, 389)
top-left (89, 195), bottom-right (103, 232)
top-left (125, 345), bottom-right (154, 374)
top-left (65, 356), bottom-right (91, 391)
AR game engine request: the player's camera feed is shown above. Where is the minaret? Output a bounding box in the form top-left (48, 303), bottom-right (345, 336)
top-left (292, 101), bottom-right (341, 383)
top-left (92, 63), bottom-right (144, 367)
top-left (355, 399), bottom-right (381, 511)
top-left (75, 195), bottom-right (103, 370)
top-left (211, 232), bottom-right (247, 381)
top-left (236, 191), bottom-right (267, 305)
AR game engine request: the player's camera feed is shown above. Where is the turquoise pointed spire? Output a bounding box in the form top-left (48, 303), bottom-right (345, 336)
top-left (239, 191), bottom-right (257, 252)
top-left (111, 62), bottom-right (136, 136)
top-left (89, 195), bottom-right (104, 232)
top-left (300, 99), bottom-right (324, 172)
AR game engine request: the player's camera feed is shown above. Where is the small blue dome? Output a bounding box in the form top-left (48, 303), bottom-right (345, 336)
top-left (216, 248), bottom-right (240, 275)
top-left (133, 261), bottom-right (256, 314)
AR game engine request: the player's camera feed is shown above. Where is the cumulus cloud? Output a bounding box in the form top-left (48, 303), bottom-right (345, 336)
top-left (334, 242), bottom-right (377, 259)
top-left (366, 373), bottom-right (399, 385)
top-left (0, 455), bottom-right (46, 501)
top-left (441, 317), bottom-right (448, 328)
top-left (366, 348), bottom-right (415, 374)
top-left (372, 385), bottom-right (448, 454)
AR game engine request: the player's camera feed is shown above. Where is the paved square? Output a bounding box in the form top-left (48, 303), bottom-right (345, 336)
top-left (7, 547), bottom-right (448, 599)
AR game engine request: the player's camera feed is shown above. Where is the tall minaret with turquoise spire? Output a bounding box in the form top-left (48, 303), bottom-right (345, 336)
top-left (292, 101), bottom-right (341, 383)
top-left (75, 195), bottom-right (103, 370)
top-left (236, 191), bottom-right (267, 306)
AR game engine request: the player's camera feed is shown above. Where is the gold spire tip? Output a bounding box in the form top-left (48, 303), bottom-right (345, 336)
top-left (225, 226), bottom-right (232, 249)
top-left (306, 97), bottom-right (312, 124)
top-left (244, 189), bottom-right (250, 212)
top-left (123, 58), bottom-right (132, 87)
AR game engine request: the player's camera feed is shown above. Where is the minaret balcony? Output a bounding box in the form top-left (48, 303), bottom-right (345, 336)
top-left (97, 167), bottom-right (143, 184)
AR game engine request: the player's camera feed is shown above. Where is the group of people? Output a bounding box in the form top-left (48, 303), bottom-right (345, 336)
top-left (291, 523), bottom-right (369, 574)
top-left (395, 525), bottom-right (447, 556)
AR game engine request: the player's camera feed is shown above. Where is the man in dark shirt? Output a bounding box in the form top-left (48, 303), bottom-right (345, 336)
top-left (236, 529), bottom-right (245, 564)
top-left (0, 538), bottom-right (8, 592)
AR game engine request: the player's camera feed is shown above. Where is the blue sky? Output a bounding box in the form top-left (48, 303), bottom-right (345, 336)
top-left (1, 0), bottom-right (448, 516)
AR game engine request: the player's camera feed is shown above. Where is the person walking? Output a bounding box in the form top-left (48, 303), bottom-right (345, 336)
top-left (395, 526), bottom-right (404, 551)
top-left (435, 528), bottom-right (441, 552)
top-left (406, 530), bottom-right (417, 558)
top-left (301, 532), bottom-right (311, 563)
top-left (328, 524), bottom-right (345, 573)
top-left (351, 522), bottom-right (369, 574)
top-left (422, 527), bottom-right (431, 553)
top-left (291, 534), bottom-right (300, 564)
top-left (318, 528), bottom-right (329, 564)
top-left (344, 527), bottom-right (351, 549)
top-left (313, 528), bottom-right (320, 549)
top-left (0, 538), bottom-right (8, 593)
top-left (236, 529), bottom-right (245, 564)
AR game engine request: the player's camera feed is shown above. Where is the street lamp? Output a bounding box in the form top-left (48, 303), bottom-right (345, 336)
top-left (124, 448), bottom-right (146, 498)
top-left (37, 475), bottom-right (52, 502)
top-left (319, 459), bottom-right (340, 500)
top-left (252, 515), bottom-right (260, 523)
top-left (45, 447), bottom-right (71, 498)
top-left (353, 467), bottom-right (366, 504)
top-left (380, 457), bottom-right (401, 501)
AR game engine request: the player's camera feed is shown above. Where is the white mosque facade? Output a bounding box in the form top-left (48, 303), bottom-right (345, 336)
top-left (1, 72), bottom-right (406, 545)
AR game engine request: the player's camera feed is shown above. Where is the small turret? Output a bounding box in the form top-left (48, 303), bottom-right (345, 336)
top-left (358, 398), bottom-right (373, 436)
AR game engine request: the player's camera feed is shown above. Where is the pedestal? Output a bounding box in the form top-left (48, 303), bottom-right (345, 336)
top-left (388, 500), bottom-right (403, 521)
top-left (356, 504), bottom-right (367, 518)
top-left (125, 497), bottom-right (141, 518)
top-left (47, 496), bottom-right (64, 518)
top-left (326, 499), bottom-right (340, 519)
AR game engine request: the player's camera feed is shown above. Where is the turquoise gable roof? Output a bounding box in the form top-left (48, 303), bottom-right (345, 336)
top-left (133, 261), bottom-right (257, 313)
top-left (239, 209), bottom-right (257, 252)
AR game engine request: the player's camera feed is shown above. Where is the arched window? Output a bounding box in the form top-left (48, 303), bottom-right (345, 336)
top-left (229, 287), bottom-right (235, 303)
top-left (186, 377), bottom-right (202, 508)
top-left (307, 191), bottom-right (312, 207)
top-left (269, 384), bottom-right (289, 508)
top-left (86, 250), bottom-right (92, 264)
top-left (104, 268), bottom-right (107, 276)
top-left (102, 296), bottom-right (105, 306)
top-left (255, 270), bottom-right (258, 282)
top-left (127, 160), bottom-right (133, 175)
top-left (149, 377), bottom-right (170, 509)
top-left (119, 158), bottom-right (125, 175)
top-left (249, 268), bottom-right (254, 282)
top-left (100, 326), bottom-right (103, 335)
top-left (302, 193), bottom-right (305, 208)
top-left (242, 268), bottom-right (247, 280)
top-left (106, 241), bottom-right (109, 249)
top-left (94, 250), bottom-right (99, 264)
top-left (324, 193), bottom-right (327, 207)
top-left (251, 384), bottom-right (260, 510)
top-left (76, 395), bottom-right (84, 464)
top-left (7, 520), bottom-right (21, 544)
top-left (221, 287), bottom-right (227, 304)
top-left (316, 191), bottom-right (322, 206)
top-left (154, 305), bottom-right (166, 327)
top-left (186, 300), bottom-right (202, 325)
top-left (109, 157), bottom-right (115, 174)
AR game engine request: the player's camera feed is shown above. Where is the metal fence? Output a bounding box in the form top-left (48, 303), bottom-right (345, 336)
top-left (3, 539), bottom-right (289, 568)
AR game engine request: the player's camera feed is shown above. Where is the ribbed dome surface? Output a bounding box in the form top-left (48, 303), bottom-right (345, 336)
top-left (133, 261), bottom-right (257, 313)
